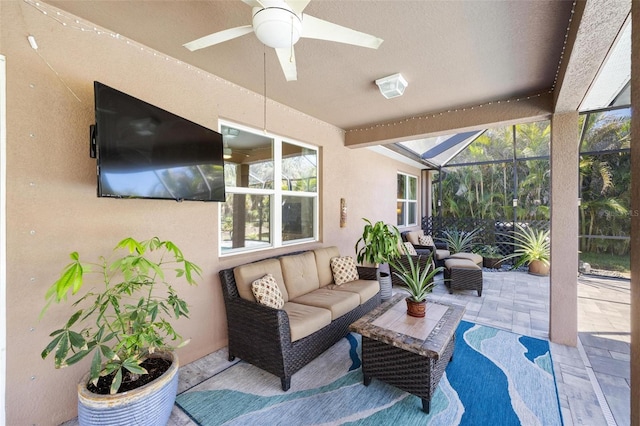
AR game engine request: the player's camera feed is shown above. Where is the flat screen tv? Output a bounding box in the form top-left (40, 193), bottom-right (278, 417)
top-left (91, 81), bottom-right (225, 202)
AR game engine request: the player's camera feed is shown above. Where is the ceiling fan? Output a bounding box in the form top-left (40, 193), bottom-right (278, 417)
top-left (183, 0), bottom-right (383, 81)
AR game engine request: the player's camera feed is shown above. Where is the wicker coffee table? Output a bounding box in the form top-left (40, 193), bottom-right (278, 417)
top-left (349, 293), bottom-right (465, 413)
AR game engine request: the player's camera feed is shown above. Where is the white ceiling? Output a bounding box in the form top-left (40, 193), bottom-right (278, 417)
top-left (45, 0), bottom-right (577, 130)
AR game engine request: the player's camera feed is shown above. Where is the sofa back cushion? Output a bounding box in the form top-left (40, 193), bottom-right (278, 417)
top-left (280, 252), bottom-right (320, 299)
top-left (313, 246), bottom-right (341, 287)
top-left (234, 258), bottom-right (289, 303)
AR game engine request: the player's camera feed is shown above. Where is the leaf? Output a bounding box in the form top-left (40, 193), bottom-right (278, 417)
top-left (110, 368), bottom-right (123, 394)
top-left (66, 349), bottom-right (92, 366)
top-left (122, 358), bottom-right (148, 375)
top-left (41, 334), bottom-right (63, 360)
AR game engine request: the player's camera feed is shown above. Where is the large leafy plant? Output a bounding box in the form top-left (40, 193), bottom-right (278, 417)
top-left (41, 237), bottom-right (201, 394)
top-left (354, 218), bottom-right (401, 267)
top-left (502, 224), bottom-right (550, 268)
top-left (390, 253), bottom-right (443, 302)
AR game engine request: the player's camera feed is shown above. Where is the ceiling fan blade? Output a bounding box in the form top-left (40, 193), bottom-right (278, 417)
top-left (183, 25), bottom-right (253, 51)
top-left (285, 0), bottom-right (311, 14)
top-left (241, 0), bottom-right (265, 8)
top-left (275, 47), bottom-right (298, 81)
top-left (301, 14), bottom-right (383, 49)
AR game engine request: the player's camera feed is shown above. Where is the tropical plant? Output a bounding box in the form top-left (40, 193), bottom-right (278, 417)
top-left (476, 244), bottom-right (501, 258)
top-left (439, 228), bottom-right (480, 253)
top-left (355, 218), bottom-right (401, 267)
top-left (390, 253), bottom-right (443, 302)
top-left (501, 224), bottom-right (550, 268)
top-left (40, 237), bottom-right (201, 395)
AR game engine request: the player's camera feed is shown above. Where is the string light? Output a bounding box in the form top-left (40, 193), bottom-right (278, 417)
top-left (21, 0), bottom-right (344, 136)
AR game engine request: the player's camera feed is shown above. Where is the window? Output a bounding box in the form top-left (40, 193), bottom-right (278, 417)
top-left (220, 122), bottom-right (318, 255)
top-left (397, 173), bottom-right (417, 227)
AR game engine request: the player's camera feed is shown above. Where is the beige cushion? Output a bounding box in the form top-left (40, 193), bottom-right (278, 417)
top-left (403, 242), bottom-right (418, 255)
top-left (449, 252), bottom-right (483, 265)
top-left (280, 252), bottom-right (320, 299)
top-left (282, 302), bottom-right (332, 342)
top-left (328, 279), bottom-right (379, 304)
top-left (234, 258), bottom-right (288, 303)
top-left (445, 258), bottom-right (482, 270)
top-left (397, 241), bottom-right (406, 255)
top-left (313, 246), bottom-right (341, 287)
top-left (330, 256), bottom-right (359, 285)
top-left (405, 231), bottom-right (422, 246)
top-left (436, 249), bottom-right (451, 260)
top-left (290, 289), bottom-right (360, 320)
top-left (418, 235), bottom-right (435, 246)
top-left (251, 274), bottom-right (284, 309)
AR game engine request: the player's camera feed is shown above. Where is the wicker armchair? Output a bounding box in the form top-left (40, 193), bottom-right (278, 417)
top-left (401, 231), bottom-right (450, 268)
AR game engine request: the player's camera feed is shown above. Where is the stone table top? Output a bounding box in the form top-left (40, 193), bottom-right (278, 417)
top-left (350, 293), bottom-right (465, 359)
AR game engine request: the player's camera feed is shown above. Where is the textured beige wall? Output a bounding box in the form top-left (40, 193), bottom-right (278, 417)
top-left (1, 2), bottom-right (420, 424)
top-left (549, 112), bottom-right (579, 346)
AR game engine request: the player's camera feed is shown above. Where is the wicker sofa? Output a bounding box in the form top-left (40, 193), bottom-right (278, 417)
top-left (218, 246), bottom-right (381, 391)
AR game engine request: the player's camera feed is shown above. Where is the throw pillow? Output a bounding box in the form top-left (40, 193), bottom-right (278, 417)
top-left (251, 274), bottom-right (284, 309)
top-left (403, 242), bottom-right (418, 255)
top-left (330, 256), bottom-right (359, 285)
top-left (418, 235), bottom-right (435, 247)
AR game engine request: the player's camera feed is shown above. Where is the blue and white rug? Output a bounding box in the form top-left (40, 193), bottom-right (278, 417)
top-left (176, 321), bottom-right (563, 425)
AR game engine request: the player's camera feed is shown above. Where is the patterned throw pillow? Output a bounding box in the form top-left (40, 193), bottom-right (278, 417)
top-left (418, 235), bottom-right (435, 247)
top-left (403, 242), bottom-right (418, 255)
top-left (251, 274), bottom-right (284, 309)
top-left (330, 256), bottom-right (359, 285)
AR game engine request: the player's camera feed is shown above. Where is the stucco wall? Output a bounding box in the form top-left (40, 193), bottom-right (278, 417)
top-left (1, 2), bottom-right (422, 424)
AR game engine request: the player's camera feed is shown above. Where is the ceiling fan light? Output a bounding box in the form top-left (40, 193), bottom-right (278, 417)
top-left (223, 146), bottom-right (232, 159)
top-left (375, 73), bottom-right (408, 99)
top-left (253, 7), bottom-right (302, 49)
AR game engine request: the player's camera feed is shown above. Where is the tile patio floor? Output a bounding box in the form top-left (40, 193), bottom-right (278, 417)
top-left (62, 271), bottom-right (630, 426)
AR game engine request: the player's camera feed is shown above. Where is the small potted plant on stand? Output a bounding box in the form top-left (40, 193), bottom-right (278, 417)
top-left (502, 224), bottom-right (550, 275)
top-left (40, 237), bottom-right (201, 426)
top-left (390, 253), bottom-right (443, 317)
top-left (355, 218), bottom-right (401, 301)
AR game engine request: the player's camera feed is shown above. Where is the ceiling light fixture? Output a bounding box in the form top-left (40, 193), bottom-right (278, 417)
top-left (375, 73), bottom-right (408, 99)
top-left (223, 141), bottom-right (232, 159)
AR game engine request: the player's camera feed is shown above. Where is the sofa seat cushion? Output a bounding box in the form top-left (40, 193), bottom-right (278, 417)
top-left (280, 252), bottom-right (321, 299)
top-left (313, 246), bottom-right (341, 287)
top-left (449, 252), bottom-right (483, 266)
top-left (327, 279), bottom-right (379, 304)
top-left (445, 258), bottom-right (482, 270)
top-left (435, 249), bottom-right (451, 260)
top-left (290, 288), bottom-right (360, 320)
top-left (282, 302), bottom-right (332, 342)
top-left (234, 258), bottom-right (288, 303)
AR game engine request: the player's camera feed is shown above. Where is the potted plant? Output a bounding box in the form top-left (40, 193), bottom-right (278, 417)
top-left (40, 237), bottom-right (201, 426)
top-left (390, 253), bottom-right (443, 317)
top-left (355, 218), bottom-right (402, 301)
top-left (438, 228), bottom-right (480, 254)
top-left (477, 244), bottom-right (503, 269)
top-left (502, 224), bottom-right (550, 275)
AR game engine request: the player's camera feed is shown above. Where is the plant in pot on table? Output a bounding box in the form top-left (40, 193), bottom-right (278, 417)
top-left (391, 252), bottom-right (443, 317)
top-left (40, 237), bottom-right (201, 426)
top-left (355, 218), bottom-right (401, 301)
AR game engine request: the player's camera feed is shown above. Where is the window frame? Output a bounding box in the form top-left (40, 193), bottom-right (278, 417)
top-left (397, 172), bottom-right (418, 227)
top-left (219, 120), bottom-right (319, 256)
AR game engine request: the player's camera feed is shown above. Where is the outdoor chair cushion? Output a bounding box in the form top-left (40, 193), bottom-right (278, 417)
top-left (418, 235), bottom-right (435, 246)
top-left (327, 279), bottom-right (380, 304)
top-left (313, 246), bottom-right (341, 286)
top-left (444, 258), bottom-right (482, 270)
top-left (281, 251), bottom-right (321, 299)
top-left (290, 288), bottom-right (360, 320)
top-left (449, 252), bottom-right (483, 266)
top-left (436, 249), bottom-right (451, 260)
top-left (282, 302), bottom-right (332, 342)
top-left (234, 258), bottom-right (289, 303)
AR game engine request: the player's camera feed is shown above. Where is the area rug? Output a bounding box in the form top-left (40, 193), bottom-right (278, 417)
top-left (176, 321), bottom-right (563, 425)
